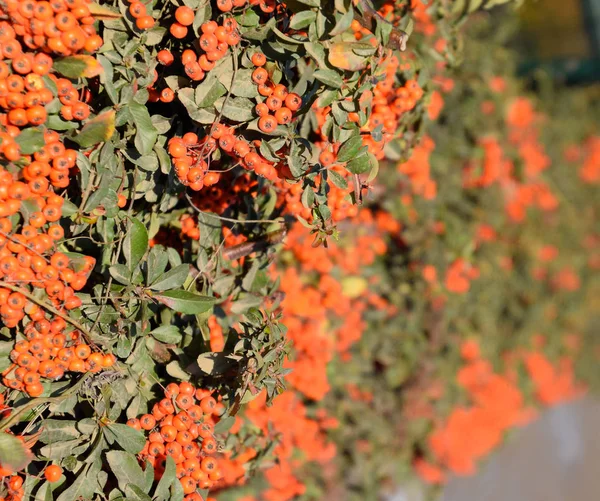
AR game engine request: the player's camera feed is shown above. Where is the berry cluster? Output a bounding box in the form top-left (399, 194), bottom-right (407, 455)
top-left (3, 316), bottom-right (115, 396)
top-left (250, 53), bottom-right (302, 133)
top-left (0, 0), bottom-right (102, 55)
top-left (0, 22), bottom-right (91, 129)
top-left (168, 125), bottom-right (281, 191)
top-left (125, 0), bottom-right (155, 31)
top-left (165, 17), bottom-right (241, 84)
top-left (128, 382), bottom-right (224, 500)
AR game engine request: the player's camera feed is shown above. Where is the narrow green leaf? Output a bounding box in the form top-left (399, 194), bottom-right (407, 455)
top-left (149, 264), bottom-right (190, 291)
top-left (153, 455), bottom-right (176, 501)
top-left (153, 290), bottom-right (215, 315)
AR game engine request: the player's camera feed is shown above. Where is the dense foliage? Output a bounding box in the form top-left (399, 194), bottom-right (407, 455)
top-left (0, 0), bottom-right (597, 500)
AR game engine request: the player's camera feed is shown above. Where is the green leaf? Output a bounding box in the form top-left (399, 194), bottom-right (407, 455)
top-left (109, 264), bottom-right (131, 285)
top-left (150, 325), bottom-right (182, 344)
top-left (330, 8), bottom-right (354, 36)
top-left (0, 432), bottom-right (31, 471)
top-left (337, 133), bottom-right (364, 162)
top-left (327, 168), bottom-right (348, 189)
top-left (153, 455), bottom-right (176, 501)
top-left (346, 151), bottom-right (377, 174)
top-left (146, 246), bottom-right (169, 284)
top-left (178, 88), bottom-right (216, 123)
top-left (46, 115), bottom-right (78, 131)
top-left (34, 481), bottom-right (54, 501)
top-left (149, 264), bottom-right (190, 291)
top-left (105, 423), bottom-right (146, 454)
top-left (123, 217), bottom-right (148, 269)
top-left (195, 75), bottom-right (227, 108)
top-left (129, 102), bottom-right (158, 155)
top-left (71, 110), bottom-right (115, 148)
top-left (15, 127), bottom-right (44, 154)
top-left (242, 16), bottom-right (276, 41)
top-left (39, 439), bottom-right (83, 460)
top-left (106, 450), bottom-right (145, 492)
top-left (290, 10), bottom-right (317, 29)
top-left (230, 69), bottom-right (260, 98)
top-left (40, 420), bottom-right (81, 444)
top-left (153, 290), bottom-right (214, 315)
top-left (213, 416), bottom-right (235, 434)
top-left (214, 96), bottom-right (254, 122)
top-left (272, 26), bottom-right (304, 44)
top-left (56, 464), bottom-right (89, 501)
top-left (125, 484), bottom-right (152, 501)
top-left (314, 69), bottom-right (343, 88)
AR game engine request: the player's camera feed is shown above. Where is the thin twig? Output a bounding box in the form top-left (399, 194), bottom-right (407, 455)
top-left (0, 373), bottom-right (92, 432)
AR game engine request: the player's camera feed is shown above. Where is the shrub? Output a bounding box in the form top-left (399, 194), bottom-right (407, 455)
top-left (0, 0), bottom-right (597, 500)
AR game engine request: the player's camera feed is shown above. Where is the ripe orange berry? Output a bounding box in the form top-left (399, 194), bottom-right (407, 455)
top-left (170, 22), bottom-right (188, 39)
top-left (285, 93), bottom-right (302, 111)
top-left (252, 67), bottom-right (268, 85)
top-left (44, 465), bottom-right (62, 483)
top-left (251, 52), bottom-right (266, 66)
top-left (136, 15), bottom-right (155, 30)
top-left (258, 115), bottom-right (277, 133)
top-left (129, 2), bottom-right (146, 18)
top-left (160, 88), bottom-right (175, 103)
top-left (140, 414), bottom-right (156, 430)
top-left (216, 0), bottom-right (232, 10)
top-left (175, 6), bottom-right (194, 26)
top-left (157, 49), bottom-right (174, 66)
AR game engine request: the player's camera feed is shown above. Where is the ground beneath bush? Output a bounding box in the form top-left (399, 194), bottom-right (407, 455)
top-left (389, 397), bottom-right (600, 501)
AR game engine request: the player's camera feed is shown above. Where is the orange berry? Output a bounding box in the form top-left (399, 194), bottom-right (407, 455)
top-left (44, 465), bottom-right (62, 483)
top-left (175, 6), bottom-right (194, 26)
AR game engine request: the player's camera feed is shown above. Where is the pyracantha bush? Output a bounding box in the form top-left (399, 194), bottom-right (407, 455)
top-left (0, 0), bottom-right (597, 500)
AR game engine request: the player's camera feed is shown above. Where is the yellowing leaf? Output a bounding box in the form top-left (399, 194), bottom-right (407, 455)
top-left (53, 55), bottom-right (104, 79)
top-left (88, 3), bottom-right (122, 19)
top-left (72, 110), bottom-right (115, 148)
top-left (328, 42), bottom-right (369, 71)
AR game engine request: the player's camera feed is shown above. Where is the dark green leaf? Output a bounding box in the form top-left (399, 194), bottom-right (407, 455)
top-left (123, 217), bottom-right (148, 269)
top-left (129, 103), bottom-right (158, 155)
